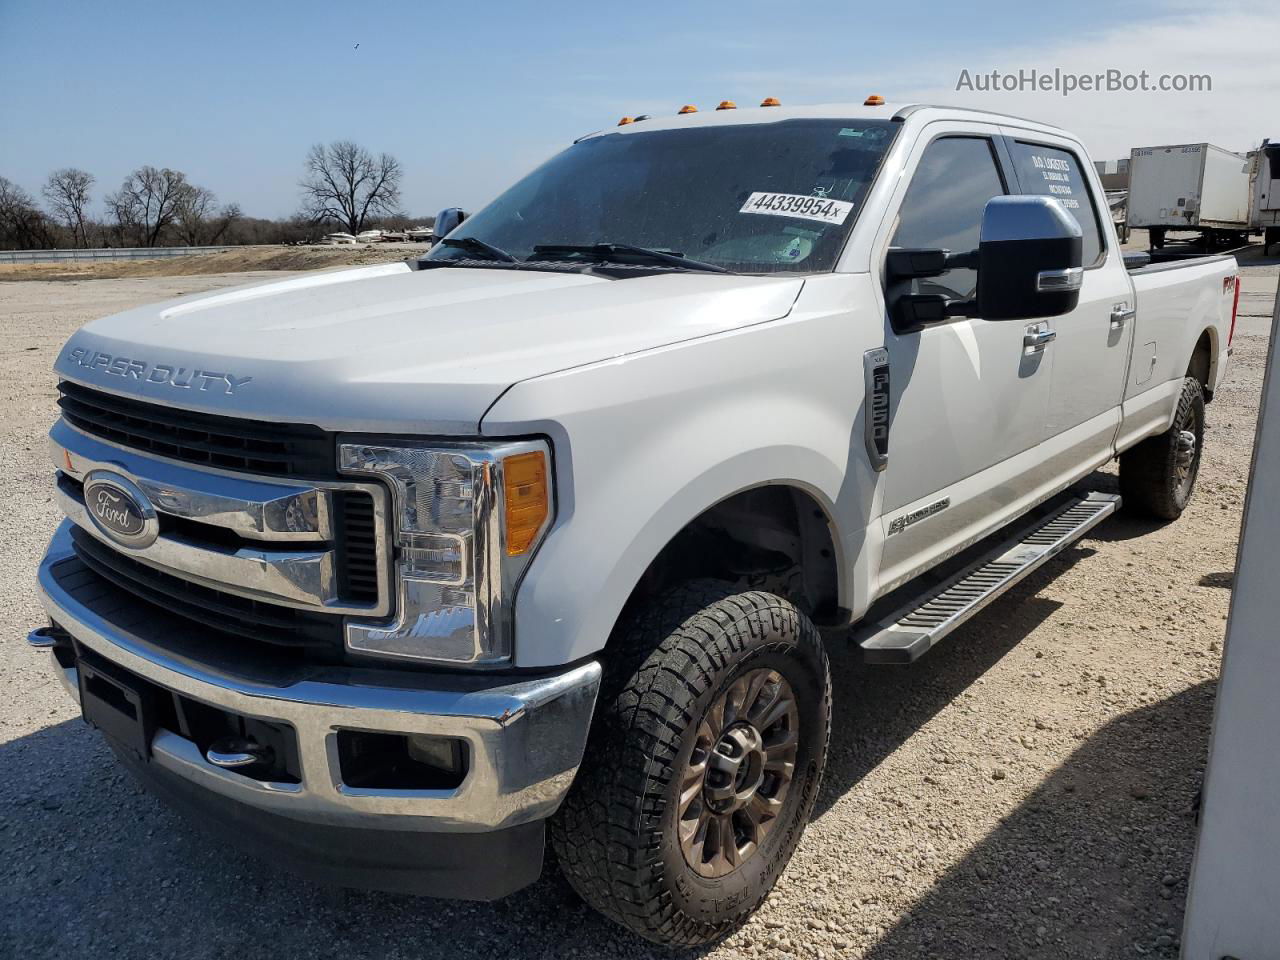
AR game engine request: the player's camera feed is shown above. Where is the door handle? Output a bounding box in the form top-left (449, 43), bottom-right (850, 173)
top-left (1111, 305), bottom-right (1136, 330)
top-left (1024, 327), bottom-right (1057, 351)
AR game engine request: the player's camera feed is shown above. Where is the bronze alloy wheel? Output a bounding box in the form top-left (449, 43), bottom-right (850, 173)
top-left (1174, 408), bottom-right (1201, 496)
top-left (1119, 376), bottom-right (1206, 521)
top-left (678, 668), bottom-right (800, 878)
top-left (550, 584), bottom-right (831, 945)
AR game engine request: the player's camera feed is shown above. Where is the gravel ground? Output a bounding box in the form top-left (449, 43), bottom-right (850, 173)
top-left (1, 256), bottom-right (1276, 959)
top-left (0, 244), bottom-right (432, 281)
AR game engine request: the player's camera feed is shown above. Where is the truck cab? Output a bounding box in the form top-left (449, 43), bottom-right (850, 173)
top-left (31, 100), bottom-right (1238, 947)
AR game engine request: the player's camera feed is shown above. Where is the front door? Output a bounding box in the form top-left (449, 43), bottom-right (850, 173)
top-left (875, 126), bottom-right (1054, 591)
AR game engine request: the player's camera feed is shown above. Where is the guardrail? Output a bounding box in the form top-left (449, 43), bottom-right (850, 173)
top-left (0, 245), bottom-right (236, 265)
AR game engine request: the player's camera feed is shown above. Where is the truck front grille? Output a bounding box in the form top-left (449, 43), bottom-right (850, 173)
top-left (334, 491), bottom-right (380, 604)
top-left (58, 381), bottom-right (335, 478)
top-left (69, 526), bottom-right (344, 656)
top-left (51, 388), bottom-right (393, 666)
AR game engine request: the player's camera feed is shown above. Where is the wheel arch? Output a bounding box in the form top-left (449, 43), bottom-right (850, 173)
top-left (1188, 326), bottom-right (1218, 401)
top-left (608, 481), bottom-right (845, 640)
top-left (509, 443), bottom-right (857, 669)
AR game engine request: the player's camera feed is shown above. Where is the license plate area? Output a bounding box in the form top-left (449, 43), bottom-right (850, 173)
top-left (78, 654), bottom-right (157, 759)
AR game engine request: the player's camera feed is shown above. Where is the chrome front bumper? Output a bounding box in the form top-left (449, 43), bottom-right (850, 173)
top-left (37, 523), bottom-right (601, 834)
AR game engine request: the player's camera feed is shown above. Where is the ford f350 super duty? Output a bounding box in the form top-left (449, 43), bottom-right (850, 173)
top-left (29, 100), bottom-right (1239, 947)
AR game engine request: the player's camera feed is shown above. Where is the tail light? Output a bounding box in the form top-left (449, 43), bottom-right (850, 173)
top-left (1229, 275), bottom-right (1241, 346)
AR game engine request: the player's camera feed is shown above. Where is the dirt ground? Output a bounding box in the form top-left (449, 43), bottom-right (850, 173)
top-left (0, 252), bottom-right (1276, 960)
top-left (0, 243), bottom-right (431, 282)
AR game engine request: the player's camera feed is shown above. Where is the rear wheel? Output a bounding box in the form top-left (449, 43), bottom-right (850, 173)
top-left (550, 584), bottom-right (830, 947)
top-left (1119, 376), bottom-right (1205, 520)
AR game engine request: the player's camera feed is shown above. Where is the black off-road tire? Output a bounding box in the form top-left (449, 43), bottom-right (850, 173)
top-left (1119, 376), bottom-right (1205, 520)
top-left (549, 583), bottom-right (831, 947)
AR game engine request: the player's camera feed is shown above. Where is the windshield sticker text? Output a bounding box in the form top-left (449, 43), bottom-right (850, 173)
top-left (740, 192), bottom-right (854, 225)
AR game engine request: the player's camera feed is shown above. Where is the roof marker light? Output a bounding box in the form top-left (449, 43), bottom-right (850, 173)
top-left (716, 100), bottom-right (737, 110)
top-left (760, 97), bottom-right (781, 107)
top-left (678, 104), bottom-right (698, 114)
top-left (864, 94), bottom-right (886, 106)
top-left (617, 116), bottom-right (634, 125)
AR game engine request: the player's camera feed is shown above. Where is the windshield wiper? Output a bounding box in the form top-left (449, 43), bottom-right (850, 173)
top-left (532, 243), bottom-right (731, 274)
top-left (439, 236), bottom-right (518, 262)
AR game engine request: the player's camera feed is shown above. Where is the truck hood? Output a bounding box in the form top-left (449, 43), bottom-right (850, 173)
top-left (56, 262), bottom-right (804, 434)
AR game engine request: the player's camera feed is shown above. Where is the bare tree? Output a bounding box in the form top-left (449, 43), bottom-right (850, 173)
top-left (0, 176), bottom-right (57, 249)
top-left (299, 141), bottom-right (402, 234)
top-left (172, 181), bottom-right (244, 246)
top-left (172, 184), bottom-right (216, 245)
top-left (105, 166), bottom-right (189, 246)
top-left (42, 168), bottom-right (95, 247)
top-left (207, 202), bottom-right (242, 244)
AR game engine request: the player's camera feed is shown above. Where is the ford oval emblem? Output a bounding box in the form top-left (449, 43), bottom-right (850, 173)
top-left (82, 471), bottom-right (158, 549)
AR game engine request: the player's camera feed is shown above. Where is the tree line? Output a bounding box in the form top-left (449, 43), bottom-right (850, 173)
top-left (0, 140), bottom-right (416, 251)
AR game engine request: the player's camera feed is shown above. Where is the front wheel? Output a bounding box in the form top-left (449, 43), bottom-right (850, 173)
top-left (550, 584), bottom-right (831, 947)
top-left (1120, 376), bottom-right (1205, 520)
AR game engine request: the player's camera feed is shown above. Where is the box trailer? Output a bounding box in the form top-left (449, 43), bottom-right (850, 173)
top-left (1248, 138), bottom-right (1280, 254)
top-left (1126, 142), bottom-right (1251, 249)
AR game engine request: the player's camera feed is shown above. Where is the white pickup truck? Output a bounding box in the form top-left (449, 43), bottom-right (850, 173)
top-left (30, 100), bottom-right (1239, 946)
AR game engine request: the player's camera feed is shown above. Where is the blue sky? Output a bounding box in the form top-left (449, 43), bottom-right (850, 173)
top-left (1, 0), bottom-right (1273, 219)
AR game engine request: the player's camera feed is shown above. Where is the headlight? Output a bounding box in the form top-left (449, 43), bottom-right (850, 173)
top-left (338, 440), bottom-right (552, 666)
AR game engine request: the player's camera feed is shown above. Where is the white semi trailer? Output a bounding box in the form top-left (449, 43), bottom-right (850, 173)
top-left (1127, 142), bottom-right (1251, 250)
top-left (1248, 138), bottom-right (1280, 254)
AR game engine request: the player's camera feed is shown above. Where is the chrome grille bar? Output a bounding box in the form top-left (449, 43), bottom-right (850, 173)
top-left (52, 418), bottom-right (332, 542)
top-left (51, 418), bottom-right (391, 616)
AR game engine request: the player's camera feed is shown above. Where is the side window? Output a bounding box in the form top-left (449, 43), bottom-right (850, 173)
top-left (1008, 141), bottom-right (1105, 266)
top-left (890, 137), bottom-right (1007, 300)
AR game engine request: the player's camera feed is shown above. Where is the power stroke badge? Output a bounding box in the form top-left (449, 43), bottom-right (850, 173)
top-left (886, 497), bottom-right (951, 537)
top-left (66, 348), bottom-right (252, 396)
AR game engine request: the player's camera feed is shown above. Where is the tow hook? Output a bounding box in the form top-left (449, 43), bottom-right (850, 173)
top-left (206, 737), bottom-right (274, 770)
top-left (27, 626), bottom-right (69, 649)
top-left (26, 627), bottom-right (59, 649)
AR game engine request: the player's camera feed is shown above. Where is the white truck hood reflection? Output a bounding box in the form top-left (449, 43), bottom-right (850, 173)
top-left (55, 261), bottom-right (804, 435)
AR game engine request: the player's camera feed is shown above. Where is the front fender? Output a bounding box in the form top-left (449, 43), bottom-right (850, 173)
top-left (481, 277), bottom-right (884, 668)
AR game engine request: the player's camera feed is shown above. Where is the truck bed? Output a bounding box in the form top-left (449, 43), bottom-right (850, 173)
top-left (1125, 251), bottom-right (1237, 275)
top-left (1113, 253), bottom-right (1237, 455)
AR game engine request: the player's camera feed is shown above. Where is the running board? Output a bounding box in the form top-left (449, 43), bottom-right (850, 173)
top-left (856, 492), bottom-right (1120, 664)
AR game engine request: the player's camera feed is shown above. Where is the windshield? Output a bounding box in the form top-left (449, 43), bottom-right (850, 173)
top-left (425, 118), bottom-right (899, 274)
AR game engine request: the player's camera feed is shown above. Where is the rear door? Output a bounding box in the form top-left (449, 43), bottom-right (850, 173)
top-left (873, 125), bottom-right (1054, 590)
top-left (1001, 132), bottom-right (1134, 487)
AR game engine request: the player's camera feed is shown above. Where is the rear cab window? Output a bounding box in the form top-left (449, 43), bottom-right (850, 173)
top-left (1007, 140), bottom-right (1107, 266)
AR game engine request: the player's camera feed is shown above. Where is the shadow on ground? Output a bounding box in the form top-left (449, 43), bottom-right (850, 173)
top-left (858, 681), bottom-right (1212, 958)
top-left (0, 496), bottom-right (1209, 959)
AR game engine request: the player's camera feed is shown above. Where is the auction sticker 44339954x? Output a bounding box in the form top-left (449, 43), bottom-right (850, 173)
top-left (740, 191), bottom-right (854, 224)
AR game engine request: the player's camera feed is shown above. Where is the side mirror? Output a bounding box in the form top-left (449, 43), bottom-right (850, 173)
top-left (887, 195), bottom-right (1083, 328)
top-left (976, 195), bottom-right (1083, 320)
top-left (433, 207), bottom-right (467, 242)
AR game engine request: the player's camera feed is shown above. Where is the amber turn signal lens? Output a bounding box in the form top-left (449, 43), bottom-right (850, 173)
top-left (678, 104), bottom-right (698, 114)
top-left (864, 94), bottom-right (885, 106)
top-left (503, 451), bottom-right (549, 556)
top-left (716, 100), bottom-right (737, 110)
top-left (760, 96), bottom-right (781, 107)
